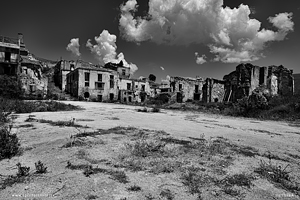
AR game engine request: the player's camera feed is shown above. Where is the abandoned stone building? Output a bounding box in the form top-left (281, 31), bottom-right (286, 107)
top-left (66, 60), bottom-right (119, 101)
top-left (223, 63), bottom-right (294, 102)
top-left (19, 54), bottom-right (48, 97)
top-left (168, 76), bottom-right (204, 103)
top-left (65, 60), bottom-right (151, 102)
top-left (0, 33), bottom-right (49, 97)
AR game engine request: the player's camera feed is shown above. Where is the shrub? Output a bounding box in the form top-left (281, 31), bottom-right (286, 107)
top-left (125, 139), bottom-right (166, 157)
top-left (147, 93), bottom-right (170, 105)
top-left (180, 166), bottom-right (208, 195)
top-left (0, 127), bottom-right (20, 160)
top-left (35, 160), bottom-right (47, 174)
top-left (0, 75), bottom-right (23, 99)
top-left (16, 163), bottom-right (30, 177)
top-left (151, 107), bottom-right (160, 112)
top-left (137, 108), bottom-right (148, 112)
top-left (127, 185), bottom-right (142, 192)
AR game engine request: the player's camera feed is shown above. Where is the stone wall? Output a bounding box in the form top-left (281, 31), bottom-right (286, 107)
top-left (223, 63), bottom-right (294, 102)
top-left (169, 76), bottom-right (203, 102)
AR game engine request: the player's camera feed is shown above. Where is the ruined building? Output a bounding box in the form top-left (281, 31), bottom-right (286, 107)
top-left (158, 76), bottom-right (205, 103)
top-left (66, 60), bottom-right (119, 101)
top-left (169, 76), bottom-right (204, 103)
top-left (223, 63), bottom-right (294, 102)
top-left (0, 33), bottom-right (49, 98)
top-left (65, 60), bottom-right (151, 102)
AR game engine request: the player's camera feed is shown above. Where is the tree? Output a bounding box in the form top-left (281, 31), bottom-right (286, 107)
top-left (149, 74), bottom-right (156, 82)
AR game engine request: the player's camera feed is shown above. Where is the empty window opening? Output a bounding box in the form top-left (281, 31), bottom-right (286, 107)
top-left (84, 72), bottom-right (90, 87)
top-left (127, 83), bottom-right (131, 90)
top-left (179, 84), bottom-right (183, 91)
top-left (110, 75), bottom-right (114, 88)
top-left (195, 85), bottom-right (199, 93)
top-left (98, 74), bottom-right (102, 82)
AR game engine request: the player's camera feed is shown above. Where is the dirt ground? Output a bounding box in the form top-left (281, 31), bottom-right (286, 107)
top-left (1, 101), bottom-right (300, 200)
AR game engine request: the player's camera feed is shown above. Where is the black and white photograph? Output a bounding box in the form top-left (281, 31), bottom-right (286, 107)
top-left (0, 0), bottom-right (300, 199)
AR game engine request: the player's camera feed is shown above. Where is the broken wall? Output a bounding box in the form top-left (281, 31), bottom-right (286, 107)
top-left (170, 76), bottom-right (203, 102)
top-left (223, 63), bottom-right (294, 102)
top-left (203, 78), bottom-right (225, 103)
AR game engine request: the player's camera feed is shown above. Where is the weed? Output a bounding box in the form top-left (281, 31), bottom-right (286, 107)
top-left (83, 165), bottom-right (94, 177)
top-left (85, 194), bottom-right (98, 200)
top-left (0, 127), bottom-right (20, 160)
top-left (232, 145), bottom-right (259, 157)
top-left (108, 170), bottom-right (128, 183)
top-left (77, 119), bottom-right (94, 122)
top-left (254, 157), bottom-right (300, 194)
top-left (61, 138), bottom-right (89, 148)
top-left (137, 108), bottom-right (148, 112)
top-left (19, 124), bottom-right (34, 128)
top-left (151, 107), bottom-right (160, 112)
top-left (127, 185), bottom-right (142, 192)
top-left (160, 137), bottom-right (191, 146)
top-left (159, 189), bottom-right (175, 200)
top-left (66, 162), bottom-right (90, 170)
top-left (0, 175), bottom-right (27, 190)
top-left (222, 187), bottom-right (243, 197)
top-left (181, 166), bottom-right (211, 195)
top-left (39, 119), bottom-right (86, 128)
top-left (221, 173), bottom-right (253, 188)
top-left (24, 115), bottom-right (37, 122)
top-left (35, 160), bottom-right (47, 174)
top-left (125, 139), bottom-right (166, 157)
top-left (145, 193), bottom-right (155, 200)
top-left (16, 163), bottom-right (30, 177)
top-left (66, 162), bottom-right (128, 183)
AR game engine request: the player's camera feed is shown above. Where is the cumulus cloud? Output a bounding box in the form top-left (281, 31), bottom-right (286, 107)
top-left (195, 52), bottom-right (207, 65)
top-left (66, 38), bottom-right (81, 57)
top-left (160, 66), bottom-right (165, 71)
top-left (86, 30), bottom-right (138, 74)
top-left (119, 0), bottom-right (294, 63)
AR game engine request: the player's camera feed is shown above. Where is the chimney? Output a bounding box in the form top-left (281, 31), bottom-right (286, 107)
top-left (18, 33), bottom-right (24, 45)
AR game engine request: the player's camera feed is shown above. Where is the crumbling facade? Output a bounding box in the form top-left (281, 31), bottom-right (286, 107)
top-left (223, 63), bottom-right (294, 102)
top-left (66, 60), bottom-right (119, 101)
top-left (65, 60), bottom-right (151, 102)
top-left (202, 78), bottom-right (225, 103)
top-left (0, 33), bottom-right (49, 98)
top-left (168, 76), bottom-right (204, 103)
top-left (19, 54), bottom-right (48, 97)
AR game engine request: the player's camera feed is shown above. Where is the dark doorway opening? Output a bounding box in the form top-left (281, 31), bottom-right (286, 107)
top-left (177, 92), bottom-right (183, 103)
top-left (84, 92), bottom-right (90, 98)
top-left (194, 93), bottom-right (200, 101)
top-left (110, 93), bottom-right (114, 101)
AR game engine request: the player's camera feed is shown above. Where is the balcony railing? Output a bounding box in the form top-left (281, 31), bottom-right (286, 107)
top-left (0, 36), bottom-right (19, 45)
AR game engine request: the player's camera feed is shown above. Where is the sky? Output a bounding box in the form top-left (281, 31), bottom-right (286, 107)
top-left (1, 0), bottom-right (299, 81)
